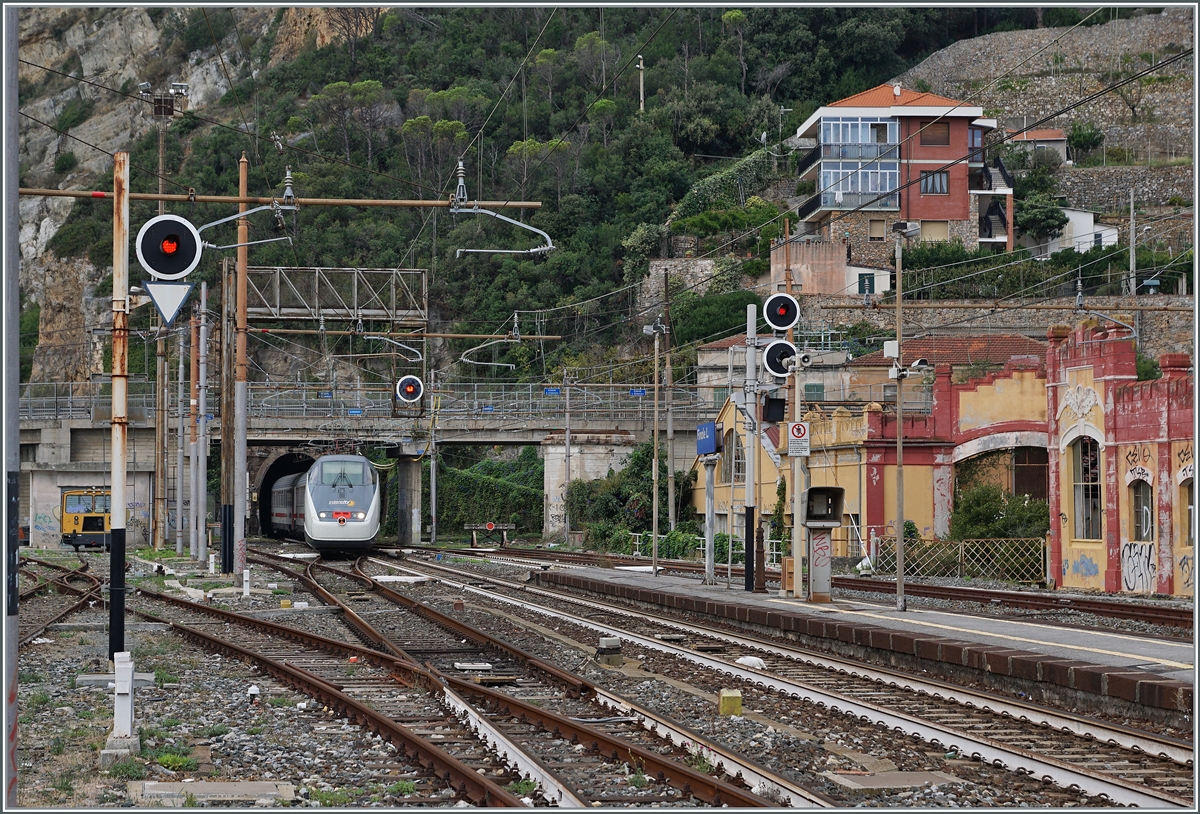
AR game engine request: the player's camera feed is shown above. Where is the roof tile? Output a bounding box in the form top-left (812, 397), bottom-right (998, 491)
top-left (829, 84), bottom-right (966, 109)
top-left (848, 334), bottom-right (1047, 367)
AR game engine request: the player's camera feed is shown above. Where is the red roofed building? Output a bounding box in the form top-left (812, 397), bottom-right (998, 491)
top-left (789, 83), bottom-right (1012, 271)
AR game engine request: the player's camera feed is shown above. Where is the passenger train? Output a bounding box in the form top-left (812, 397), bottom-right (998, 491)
top-left (270, 454), bottom-right (382, 553)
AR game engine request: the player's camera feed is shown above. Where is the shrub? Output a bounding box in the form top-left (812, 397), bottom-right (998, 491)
top-left (53, 152), bottom-right (78, 174)
top-left (157, 754), bottom-right (198, 772)
top-left (54, 97), bottom-right (94, 131)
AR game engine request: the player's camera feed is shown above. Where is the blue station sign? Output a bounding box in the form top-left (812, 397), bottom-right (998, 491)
top-left (543, 387), bottom-right (561, 396)
top-left (629, 388), bottom-right (647, 397)
top-left (347, 408), bottom-right (364, 416)
top-left (696, 421), bottom-right (719, 455)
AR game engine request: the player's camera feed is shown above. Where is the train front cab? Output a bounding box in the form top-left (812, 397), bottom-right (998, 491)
top-left (61, 490), bottom-right (112, 551)
top-left (303, 456), bottom-right (379, 547)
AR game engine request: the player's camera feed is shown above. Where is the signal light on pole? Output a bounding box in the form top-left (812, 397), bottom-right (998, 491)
top-left (395, 375), bottom-right (423, 403)
top-left (136, 214), bottom-right (203, 280)
top-left (762, 339), bottom-right (797, 378)
top-left (762, 292), bottom-right (800, 333)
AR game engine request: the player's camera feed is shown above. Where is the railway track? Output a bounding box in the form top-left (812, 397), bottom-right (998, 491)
top-left (388, 555), bottom-right (1194, 809)
top-left (417, 546), bottom-right (1194, 631)
top-left (17, 554), bottom-right (104, 646)
top-left (248, 548), bottom-right (830, 807)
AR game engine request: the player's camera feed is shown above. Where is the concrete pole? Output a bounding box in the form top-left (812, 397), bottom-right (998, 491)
top-left (219, 258), bottom-right (233, 569)
top-left (651, 328), bottom-right (660, 575)
top-left (703, 457), bottom-right (717, 584)
top-left (189, 313), bottom-right (198, 558)
top-left (1128, 189), bottom-right (1136, 296)
top-left (6, 9), bottom-right (22, 803)
top-left (430, 370), bottom-right (437, 545)
top-left (785, 230), bottom-right (809, 599)
top-left (743, 304), bottom-right (757, 592)
top-left (894, 231), bottom-right (906, 613)
top-left (564, 371), bottom-right (571, 545)
top-left (234, 153), bottom-right (249, 577)
top-left (175, 329), bottom-right (185, 554)
top-left (197, 283), bottom-right (209, 564)
top-left (638, 55), bottom-right (645, 112)
top-left (108, 152), bottom-right (130, 660)
top-left (664, 272), bottom-right (675, 531)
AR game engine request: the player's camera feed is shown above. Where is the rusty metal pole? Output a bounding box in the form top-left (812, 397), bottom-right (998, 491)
top-left (108, 151), bottom-right (130, 659)
top-left (175, 327), bottom-right (185, 555)
top-left (5, 10), bottom-right (21, 803)
top-left (664, 271), bottom-right (675, 531)
top-left (234, 153), bottom-right (249, 578)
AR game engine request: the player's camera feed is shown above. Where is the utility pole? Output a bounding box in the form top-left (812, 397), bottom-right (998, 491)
top-left (139, 81), bottom-right (187, 553)
top-left (894, 226), bottom-right (907, 613)
top-left (234, 153), bottom-right (249, 578)
top-left (189, 312), bottom-right (198, 558)
top-left (564, 369), bottom-right (571, 546)
top-left (1128, 189), bottom-right (1136, 296)
top-left (108, 151), bottom-right (131, 659)
top-left (220, 256), bottom-right (234, 571)
top-left (5, 10), bottom-right (21, 804)
top-left (786, 221), bottom-right (808, 599)
top-left (175, 328), bottom-right (185, 554)
top-left (651, 323), bottom-right (661, 574)
top-left (743, 304), bottom-right (757, 592)
top-left (638, 55), bottom-right (645, 112)
top-left (664, 271), bottom-right (675, 531)
top-left (429, 370), bottom-right (437, 545)
top-left (197, 283), bottom-right (209, 565)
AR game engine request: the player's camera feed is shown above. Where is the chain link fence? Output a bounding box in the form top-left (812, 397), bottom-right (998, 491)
top-left (871, 537), bottom-right (1047, 584)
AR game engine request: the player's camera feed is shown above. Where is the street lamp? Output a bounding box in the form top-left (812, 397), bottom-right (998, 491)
top-left (643, 316), bottom-right (668, 575)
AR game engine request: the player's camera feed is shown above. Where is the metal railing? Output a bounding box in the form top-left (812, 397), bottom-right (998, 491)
top-left (820, 191), bottom-right (899, 210)
top-left (18, 381), bottom-right (724, 425)
top-left (820, 143), bottom-right (900, 161)
top-left (629, 532), bottom-right (787, 568)
top-left (869, 536), bottom-right (1047, 584)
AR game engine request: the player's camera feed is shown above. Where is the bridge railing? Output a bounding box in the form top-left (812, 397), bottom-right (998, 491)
top-left (18, 381), bottom-right (723, 425)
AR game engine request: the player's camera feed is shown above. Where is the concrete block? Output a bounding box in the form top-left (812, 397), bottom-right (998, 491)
top-left (599, 637), bottom-right (621, 649)
top-left (718, 688), bottom-right (742, 716)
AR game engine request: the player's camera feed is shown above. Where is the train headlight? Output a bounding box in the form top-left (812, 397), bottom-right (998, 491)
top-left (318, 512), bottom-right (327, 518)
top-left (356, 512), bottom-right (365, 519)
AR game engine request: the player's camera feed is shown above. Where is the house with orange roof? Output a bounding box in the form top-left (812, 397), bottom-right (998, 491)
top-left (788, 83), bottom-right (1013, 275)
top-left (1006, 128), bottom-right (1068, 164)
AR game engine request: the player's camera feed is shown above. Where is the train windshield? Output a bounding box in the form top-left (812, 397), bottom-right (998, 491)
top-left (64, 494), bottom-right (93, 513)
top-left (316, 460), bottom-right (374, 487)
top-left (64, 493), bottom-right (110, 513)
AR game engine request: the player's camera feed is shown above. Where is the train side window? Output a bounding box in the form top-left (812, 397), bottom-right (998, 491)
top-left (95, 494), bottom-right (112, 513)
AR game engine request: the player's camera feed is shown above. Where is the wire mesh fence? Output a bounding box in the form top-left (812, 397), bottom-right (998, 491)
top-left (871, 536), bottom-right (1047, 584)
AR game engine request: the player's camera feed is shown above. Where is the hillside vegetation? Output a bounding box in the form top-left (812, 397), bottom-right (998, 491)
top-left (23, 6), bottom-right (1086, 382)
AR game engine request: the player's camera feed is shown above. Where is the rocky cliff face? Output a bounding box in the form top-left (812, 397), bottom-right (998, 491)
top-left (17, 7), bottom-right (326, 382)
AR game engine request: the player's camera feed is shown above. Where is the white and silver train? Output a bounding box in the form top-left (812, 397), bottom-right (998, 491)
top-left (270, 454), bottom-right (382, 552)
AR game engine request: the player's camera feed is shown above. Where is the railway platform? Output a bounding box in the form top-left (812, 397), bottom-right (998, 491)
top-left (528, 567), bottom-right (1194, 718)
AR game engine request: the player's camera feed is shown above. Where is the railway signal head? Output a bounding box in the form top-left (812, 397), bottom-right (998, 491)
top-left (395, 375), bottom-right (423, 404)
top-left (762, 339), bottom-right (797, 378)
top-left (135, 214), bottom-right (203, 280)
top-left (762, 293), bottom-right (800, 333)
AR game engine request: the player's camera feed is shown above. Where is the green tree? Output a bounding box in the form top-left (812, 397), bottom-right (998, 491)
top-left (670, 290), bottom-right (761, 346)
top-left (1013, 192), bottom-right (1068, 245)
top-left (589, 98), bottom-right (618, 148)
top-left (1067, 120), bottom-right (1104, 160)
top-left (310, 81), bottom-right (356, 161)
top-left (722, 10), bottom-right (747, 94)
top-left (534, 48), bottom-right (559, 106)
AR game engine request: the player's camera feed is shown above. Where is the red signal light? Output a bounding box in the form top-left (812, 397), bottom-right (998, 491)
top-left (403, 383), bottom-right (416, 396)
top-left (160, 235), bottom-right (180, 255)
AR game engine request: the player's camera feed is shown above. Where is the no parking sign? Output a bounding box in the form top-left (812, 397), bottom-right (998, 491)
top-left (787, 422), bottom-right (810, 457)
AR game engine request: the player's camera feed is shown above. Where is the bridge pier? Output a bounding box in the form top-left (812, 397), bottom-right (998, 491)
top-left (395, 457), bottom-right (422, 546)
top-left (542, 431), bottom-right (638, 540)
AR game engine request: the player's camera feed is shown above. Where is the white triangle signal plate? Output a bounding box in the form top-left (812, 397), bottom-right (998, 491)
top-left (145, 281), bottom-right (194, 328)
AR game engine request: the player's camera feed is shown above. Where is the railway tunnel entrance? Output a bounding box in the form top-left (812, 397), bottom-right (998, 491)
top-left (256, 452), bottom-right (315, 538)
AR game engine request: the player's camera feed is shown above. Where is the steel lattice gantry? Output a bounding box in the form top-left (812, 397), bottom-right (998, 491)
top-left (245, 267), bottom-right (427, 325)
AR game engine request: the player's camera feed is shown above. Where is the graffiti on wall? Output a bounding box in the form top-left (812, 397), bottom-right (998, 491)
top-left (1069, 553), bottom-right (1100, 579)
top-left (1123, 446), bottom-right (1153, 486)
top-left (1179, 554), bottom-right (1194, 592)
top-left (1121, 542), bottom-right (1156, 593)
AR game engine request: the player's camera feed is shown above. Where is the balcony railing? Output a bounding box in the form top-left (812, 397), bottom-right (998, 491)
top-left (820, 142), bottom-right (899, 161)
top-left (795, 145), bottom-right (820, 176)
